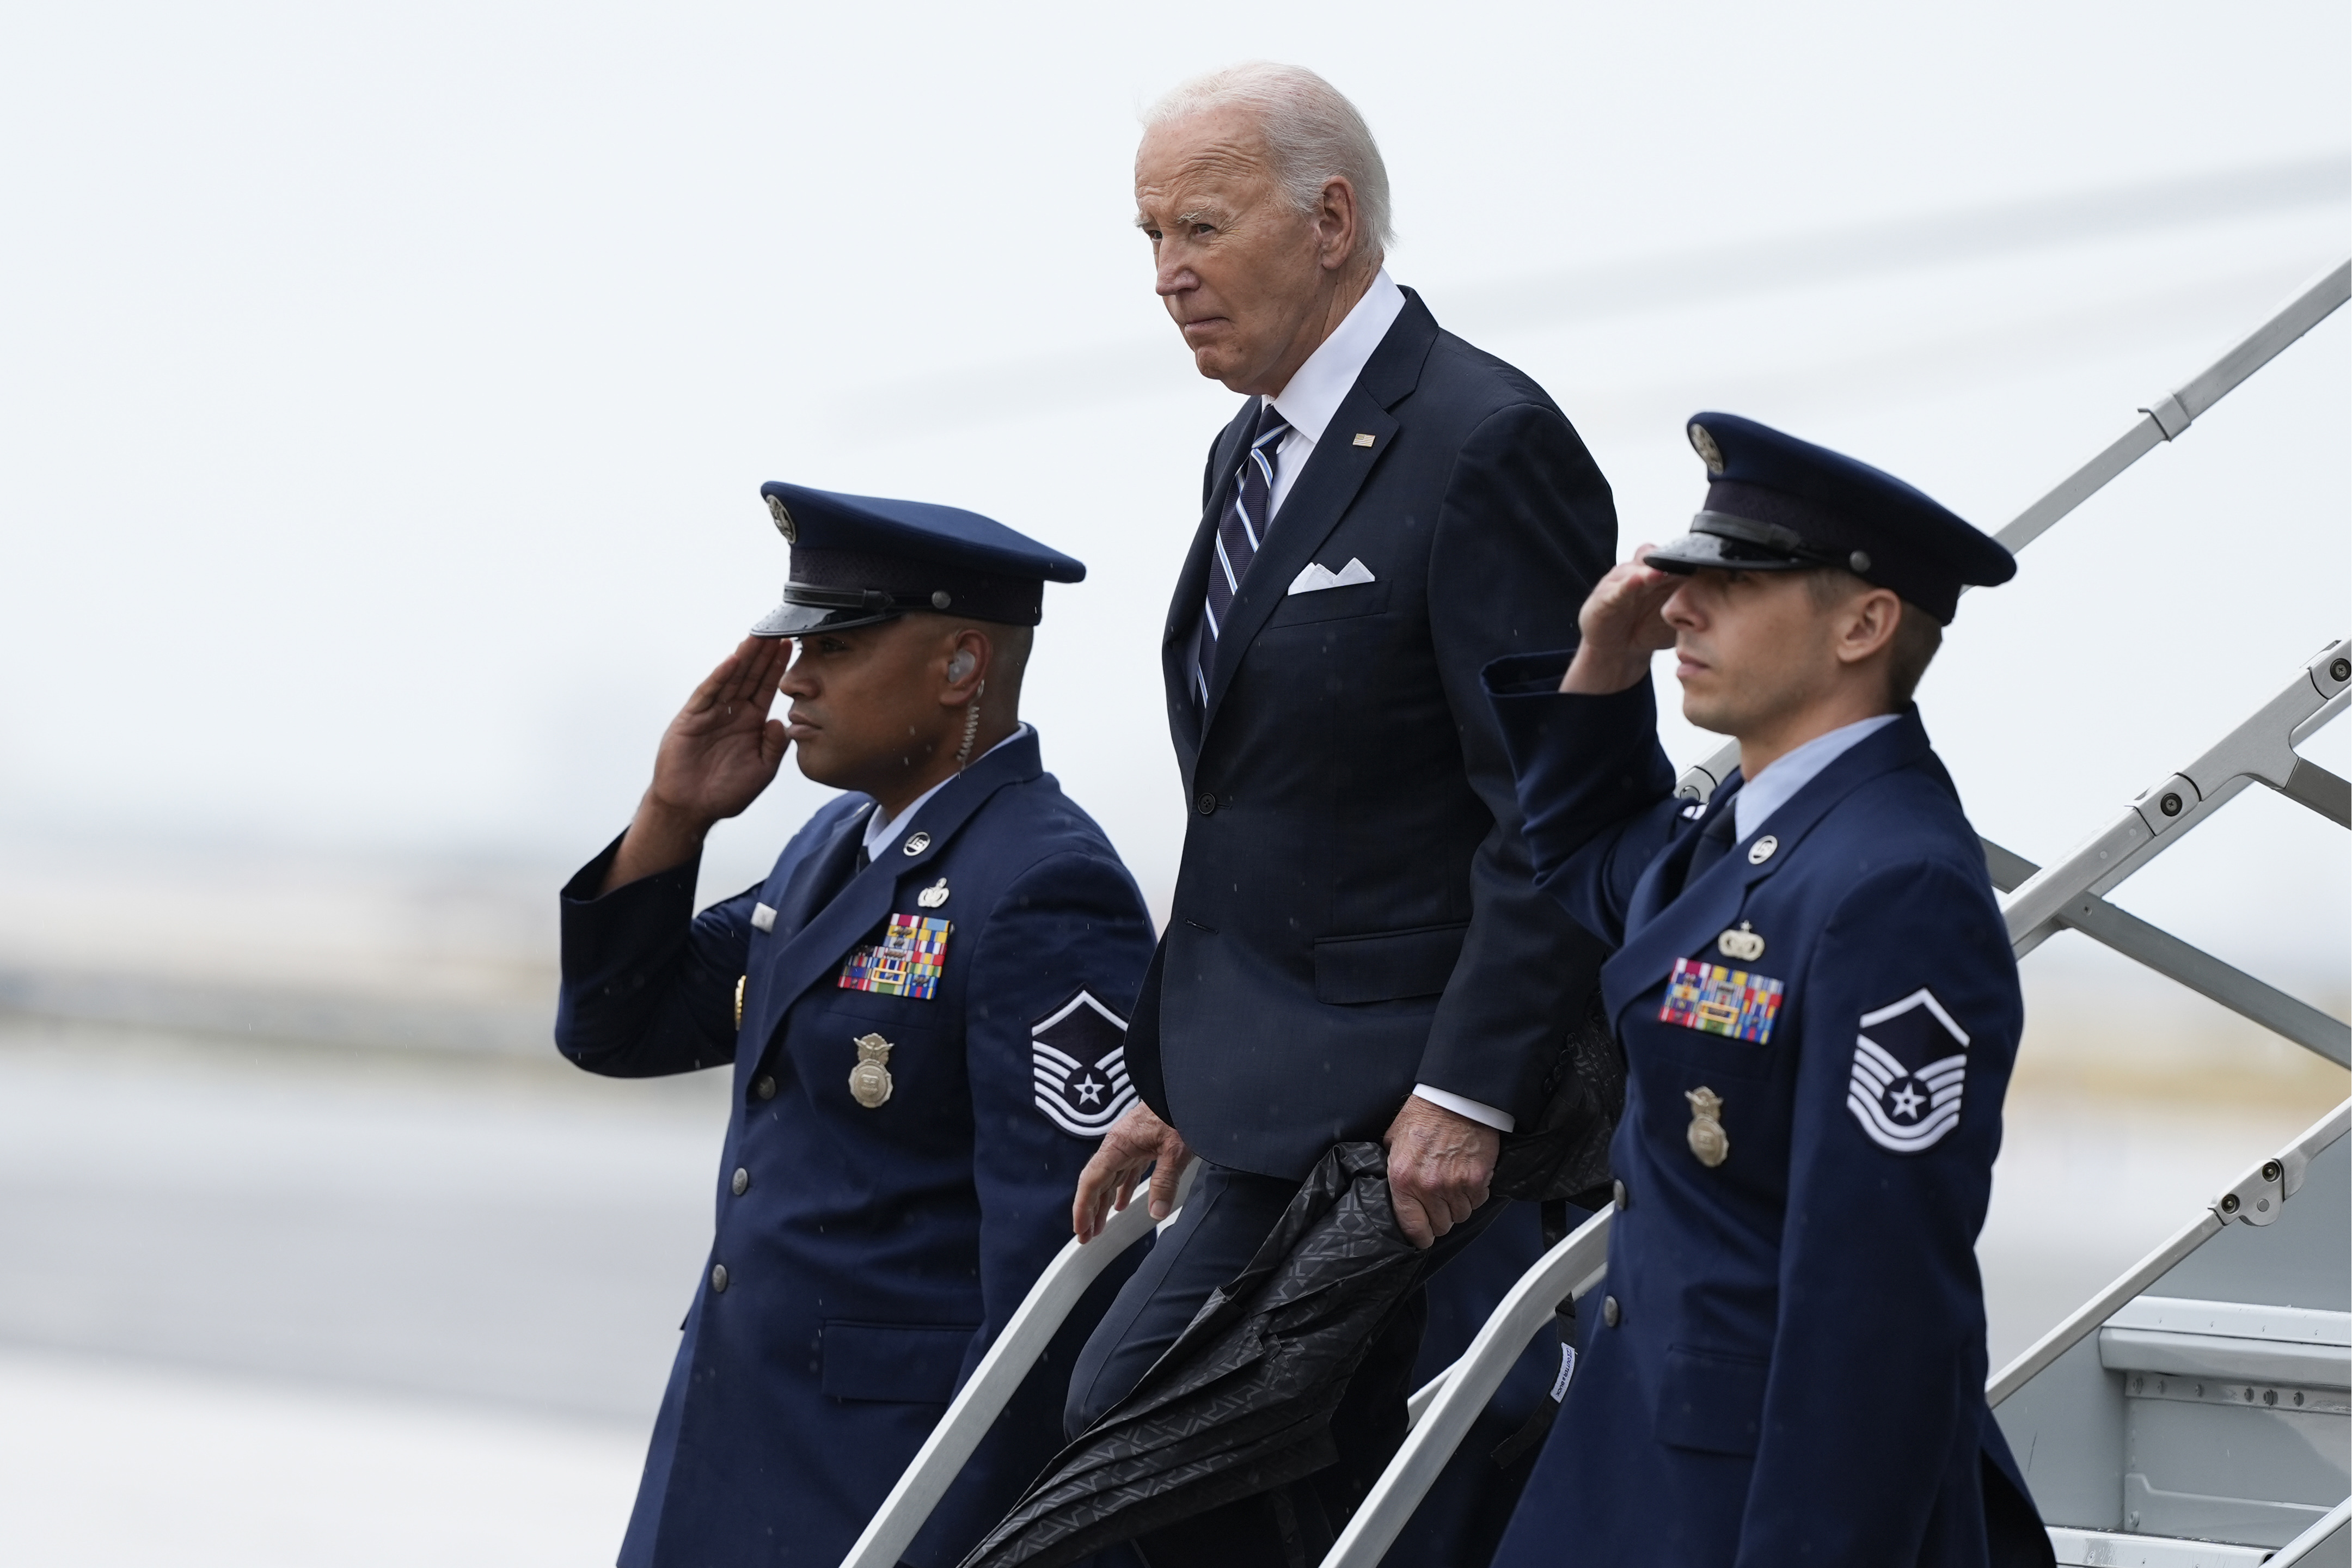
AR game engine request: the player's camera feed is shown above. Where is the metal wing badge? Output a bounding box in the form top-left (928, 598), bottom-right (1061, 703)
top-left (1847, 987), bottom-right (1970, 1153)
top-left (1031, 990), bottom-right (1136, 1137)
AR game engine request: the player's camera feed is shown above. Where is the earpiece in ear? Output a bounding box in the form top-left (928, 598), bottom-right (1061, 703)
top-left (948, 651), bottom-right (976, 683)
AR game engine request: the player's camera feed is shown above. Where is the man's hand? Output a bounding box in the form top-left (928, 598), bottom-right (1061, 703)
top-left (1383, 1095), bottom-right (1502, 1249)
top-left (1074, 1102), bottom-right (1195, 1243)
top-left (604, 636), bottom-right (794, 892)
top-left (1561, 546), bottom-right (1680, 695)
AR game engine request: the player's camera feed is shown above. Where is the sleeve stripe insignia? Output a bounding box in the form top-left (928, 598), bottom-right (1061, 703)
top-left (1031, 989), bottom-right (1137, 1137)
top-left (1847, 987), bottom-right (1970, 1153)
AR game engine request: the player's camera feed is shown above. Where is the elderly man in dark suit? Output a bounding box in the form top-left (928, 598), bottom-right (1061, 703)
top-left (1063, 62), bottom-right (1619, 1565)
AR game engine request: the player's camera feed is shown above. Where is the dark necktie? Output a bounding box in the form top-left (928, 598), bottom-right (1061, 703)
top-left (1192, 400), bottom-right (1293, 706)
top-left (1679, 800), bottom-right (1739, 895)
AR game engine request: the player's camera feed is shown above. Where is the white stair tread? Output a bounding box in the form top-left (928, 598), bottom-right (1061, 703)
top-left (2047, 1526), bottom-right (2270, 1566)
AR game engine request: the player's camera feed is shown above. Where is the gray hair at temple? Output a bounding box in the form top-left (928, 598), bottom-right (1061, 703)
top-left (1144, 62), bottom-right (1394, 261)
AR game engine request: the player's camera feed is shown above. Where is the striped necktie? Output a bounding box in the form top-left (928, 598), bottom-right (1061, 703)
top-left (1192, 400), bottom-right (1293, 706)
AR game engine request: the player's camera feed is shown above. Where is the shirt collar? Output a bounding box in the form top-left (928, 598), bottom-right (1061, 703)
top-left (1731, 713), bottom-right (1900, 842)
top-left (1266, 268), bottom-right (1406, 444)
top-left (860, 722), bottom-right (1031, 859)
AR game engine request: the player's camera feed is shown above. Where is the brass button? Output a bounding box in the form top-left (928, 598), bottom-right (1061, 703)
top-left (1612, 1179), bottom-right (1628, 1211)
top-left (754, 1075), bottom-right (777, 1101)
top-left (1196, 793), bottom-right (1217, 816)
top-left (731, 1167), bottom-right (749, 1196)
top-left (710, 1263), bottom-right (729, 1293)
top-left (1602, 1295), bottom-right (1620, 1328)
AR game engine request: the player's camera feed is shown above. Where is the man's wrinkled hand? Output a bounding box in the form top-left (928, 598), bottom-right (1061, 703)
top-left (1074, 1102), bottom-right (1194, 1243)
top-left (1383, 1095), bottom-right (1500, 1249)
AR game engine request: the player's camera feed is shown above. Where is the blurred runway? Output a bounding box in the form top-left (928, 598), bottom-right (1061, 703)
top-left (0, 999), bottom-right (2341, 1566)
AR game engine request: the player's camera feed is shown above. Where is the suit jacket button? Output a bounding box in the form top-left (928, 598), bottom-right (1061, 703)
top-left (731, 1167), bottom-right (750, 1196)
top-left (1602, 1294), bottom-right (1621, 1328)
top-left (709, 1263), bottom-right (730, 1293)
top-left (1196, 792), bottom-right (1217, 816)
top-left (1613, 1179), bottom-right (1628, 1211)
top-left (754, 1075), bottom-right (777, 1101)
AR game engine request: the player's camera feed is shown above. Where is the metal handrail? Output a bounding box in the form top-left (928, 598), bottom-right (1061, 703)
top-left (1984, 836), bottom-right (2349, 1067)
top-left (838, 1165), bottom-right (1193, 1568)
top-left (1986, 1100), bottom-right (2349, 1404)
top-left (1326, 1209), bottom-right (1611, 1567)
top-left (2002, 638), bottom-right (2350, 955)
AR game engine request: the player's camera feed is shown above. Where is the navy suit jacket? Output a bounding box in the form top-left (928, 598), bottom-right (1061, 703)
top-left (1482, 663), bottom-right (2047, 1568)
top-left (555, 729), bottom-right (1156, 1568)
top-left (1125, 290), bottom-right (1618, 1179)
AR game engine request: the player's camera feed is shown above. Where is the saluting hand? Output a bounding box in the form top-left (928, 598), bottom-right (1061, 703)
top-left (1561, 546), bottom-right (1680, 695)
top-left (603, 636), bottom-right (794, 891)
top-left (1384, 1096), bottom-right (1501, 1250)
top-left (1073, 1103), bottom-right (1195, 1243)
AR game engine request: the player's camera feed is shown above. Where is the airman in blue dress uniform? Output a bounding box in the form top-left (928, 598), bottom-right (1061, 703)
top-left (555, 485), bottom-right (1157, 1567)
top-left (1481, 415), bottom-right (2054, 1566)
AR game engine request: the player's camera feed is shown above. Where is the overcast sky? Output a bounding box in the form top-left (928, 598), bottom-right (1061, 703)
top-left (2, 1), bottom-right (2345, 994)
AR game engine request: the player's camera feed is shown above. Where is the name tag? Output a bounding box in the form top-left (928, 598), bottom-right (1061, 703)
top-left (1661, 957), bottom-right (1785, 1045)
top-left (840, 914), bottom-right (952, 1000)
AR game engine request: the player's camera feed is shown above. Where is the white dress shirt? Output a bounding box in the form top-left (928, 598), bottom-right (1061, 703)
top-left (1732, 714), bottom-right (1900, 842)
top-left (860, 724), bottom-right (1032, 861)
top-left (1261, 268), bottom-right (1407, 520)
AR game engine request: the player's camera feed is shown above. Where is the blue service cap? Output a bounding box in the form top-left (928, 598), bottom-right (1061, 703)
top-left (1644, 413), bottom-right (2014, 623)
top-left (751, 481), bottom-right (1086, 638)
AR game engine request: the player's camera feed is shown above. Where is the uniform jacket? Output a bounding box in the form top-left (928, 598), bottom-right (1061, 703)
top-left (1481, 664), bottom-right (2049, 1568)
top-left (1128, 290), bottom-right (1618, 1179)
top-left (555, 730), bottom-right (1156, 1568)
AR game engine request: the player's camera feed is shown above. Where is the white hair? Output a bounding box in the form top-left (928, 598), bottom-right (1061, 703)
top-left (1143, 62), bottom-right (1393, 260)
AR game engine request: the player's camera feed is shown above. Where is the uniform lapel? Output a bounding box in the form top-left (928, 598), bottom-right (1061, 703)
top-left (740, 732), bottom-right (1046, 1068)
top-left (1601, 714), bottom-right (1934, 1021)
top-left (1198, 292), bottom-right (1443, 737)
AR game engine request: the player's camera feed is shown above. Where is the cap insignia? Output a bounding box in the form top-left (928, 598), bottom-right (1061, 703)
top-left (1688, 422), bottom-right (1725, 476)
top-left (765, 494), bottom-right (798, 543)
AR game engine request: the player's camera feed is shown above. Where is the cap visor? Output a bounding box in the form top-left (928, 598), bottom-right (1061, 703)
top-left (1643, 531), bottom-right (1810, 575)
top-left (749, 602), bottom-right (903, 637)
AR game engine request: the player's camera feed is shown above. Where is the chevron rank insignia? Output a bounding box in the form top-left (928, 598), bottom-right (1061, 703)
top-left (1031, 990), bottom-right (1135, 1137)
top-left (839, 914), bottom-right (951, 999)
top-left (1661, 957), bottom-right (1785, 1045)
top-left (1847, 987), bottom-right (1970, 1153)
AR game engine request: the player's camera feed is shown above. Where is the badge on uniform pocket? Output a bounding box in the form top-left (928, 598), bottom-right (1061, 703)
top-left (1661, 957), bottom-right (1785, 1045)
top-left (840, 914), bottom-right (952, 1000)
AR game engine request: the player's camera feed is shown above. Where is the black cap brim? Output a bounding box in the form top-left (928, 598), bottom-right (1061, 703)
top-left (1643, 530), bottom-right (1813, 575)
top-left (749, 601), bottom-right (905, 638)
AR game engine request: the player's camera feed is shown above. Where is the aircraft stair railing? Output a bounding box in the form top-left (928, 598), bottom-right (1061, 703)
top-left (838, 256), bottom-right (2351, 1568)
top-left (837, 1163), bottom-right (1197, 1568)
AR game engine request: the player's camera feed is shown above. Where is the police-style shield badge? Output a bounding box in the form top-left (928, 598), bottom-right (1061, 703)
top-left (1031, 990), bottom-right (1135, 1137)
top-left (1847, 987), bottom-right (1969, 1153)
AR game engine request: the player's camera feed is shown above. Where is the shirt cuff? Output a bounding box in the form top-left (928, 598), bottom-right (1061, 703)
top-left (1411, 1085), bottom-right (1515, 1134)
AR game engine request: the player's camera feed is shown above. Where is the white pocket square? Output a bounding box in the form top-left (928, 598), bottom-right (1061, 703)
top-left (1287, 557), bottom-right (1376, 595)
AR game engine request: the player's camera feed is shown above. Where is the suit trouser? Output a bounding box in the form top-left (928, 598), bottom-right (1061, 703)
top-left (1064, 1161), bottom-right (1476, 1568)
